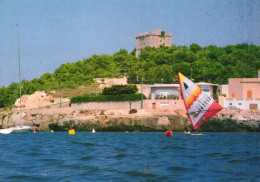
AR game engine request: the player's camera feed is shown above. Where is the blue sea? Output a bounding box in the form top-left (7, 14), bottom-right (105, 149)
top-left (0, 132), bottom-right (259, 182)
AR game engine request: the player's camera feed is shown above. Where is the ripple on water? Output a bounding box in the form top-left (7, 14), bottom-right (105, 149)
top-left (80, 156), bottom-right (93, 160)
top-left (247, 156), bottom-right (260, 161)
top-left (114, 154), bottom-right (127, 158)
top-left (221, 153), bottom-right (232, 157)
top-left (114, 147), bottom-right (127, 152)
top-left (0, 132), bottom-right (259, 181)
top-left (7, 175), bottom-right (51, 181)
top-left (124, 170), bottom-right (158, 178)
top-left (168, 166), bottom-right (195, 172)
top-left (228, 159), bottom-right (245, 163)
top-left (206, 152), bottom-right (221, 157)
top-left (72, 141), bottom-right (96, 146)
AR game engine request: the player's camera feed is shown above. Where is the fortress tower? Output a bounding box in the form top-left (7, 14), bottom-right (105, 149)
top-left (136, 30), bottom-right (172, 57)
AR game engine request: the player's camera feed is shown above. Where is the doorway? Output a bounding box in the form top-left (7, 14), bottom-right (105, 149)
top-left (249, 104), bottom-right (258, 110)
top-left (152, 103), bottom-right (156, 109)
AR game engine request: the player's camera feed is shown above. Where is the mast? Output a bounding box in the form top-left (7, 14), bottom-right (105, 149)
top-left (17, 24), bottom-right (22, 125)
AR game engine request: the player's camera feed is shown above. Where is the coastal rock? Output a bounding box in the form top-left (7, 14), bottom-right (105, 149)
top-left (157, 116), bottom-right (170, 125)
top-left (14, 91), bottom-right (70, 109)
top-left (0, 106), bottom-right (259, 131)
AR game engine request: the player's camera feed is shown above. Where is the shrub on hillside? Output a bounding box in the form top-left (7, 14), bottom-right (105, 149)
top-left (71, 93), bottom-right (146, 103)
top-left (129, 109), bottom-right (138, 114)
top-left (201, 118), bottom-right (260, 132)
top-left (102, 85), bottom-right (138, 95)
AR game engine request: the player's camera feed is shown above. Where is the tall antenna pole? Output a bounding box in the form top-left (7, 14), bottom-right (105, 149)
top-left (17, 24), bottom-right (22, 125)
top-left (60, 82), bottom-right (62, 108)
top-left (141, 76), bottom-right (143, 109)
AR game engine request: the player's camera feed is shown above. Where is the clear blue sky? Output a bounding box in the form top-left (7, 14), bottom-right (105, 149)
top-left (0, 0), bottom-right (259, 87)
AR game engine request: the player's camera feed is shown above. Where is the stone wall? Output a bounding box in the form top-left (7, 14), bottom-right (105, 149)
top-left (143, 100), bottom-right (185, 110)
top-left (71, 100), bottom-right (185, 111)
top-left (95, 77), bottom-right (128, 90)
top-left (72, 101), bottom-right (142, 110)
top-left (224, 98), bottom-right (260, 110)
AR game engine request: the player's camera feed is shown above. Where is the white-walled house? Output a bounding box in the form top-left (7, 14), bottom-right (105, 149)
top-left (224, 77), bottom-right (260, 110)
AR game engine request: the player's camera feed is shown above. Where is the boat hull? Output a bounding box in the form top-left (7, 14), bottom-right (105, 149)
top-left (0, 128), bottom-right (13, 134)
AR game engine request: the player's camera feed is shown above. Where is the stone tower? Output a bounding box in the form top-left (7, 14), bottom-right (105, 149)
top-left (136, 30), bottom-right (172, 57)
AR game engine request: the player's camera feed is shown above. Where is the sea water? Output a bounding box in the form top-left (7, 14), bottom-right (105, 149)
top-left (0, 132), bottom-right (259, 182)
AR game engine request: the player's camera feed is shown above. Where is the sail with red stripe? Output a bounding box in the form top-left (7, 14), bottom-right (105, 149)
top-left (178, 72), bottom-right (223, 130)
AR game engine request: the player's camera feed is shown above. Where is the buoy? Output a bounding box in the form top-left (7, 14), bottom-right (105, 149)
top-left (33, 129), bottom-right (36, 134)
top-left (92, 128), bottom-right (95, 133)
top-left (69, 129), bottom-right (75, 135)
top-left (165, 130), bottom-right (173, 137)
top-left (51, 130), bottom-right (54, 133)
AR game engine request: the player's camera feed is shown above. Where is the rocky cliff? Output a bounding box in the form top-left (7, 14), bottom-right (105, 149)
top-left (0, 108), bottom-right (190, 131)
top-left (1, 91), bottom-right (259, 132)
top-left (1, 106), bottom-right (259, 132)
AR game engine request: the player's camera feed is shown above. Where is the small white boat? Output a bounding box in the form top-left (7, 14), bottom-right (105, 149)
top-left (0, 128), bottom-right (13, 134)
top-left (12, 125), bottom-right (31, 131)
top-left (0, 125), bottom-right (31, 134)
top-left (0, 25), bottom-right (32, 135)
top-left (185, 131), bottom-right (191, 135)
top-left (11, 125), bottom-right (31, 133)
top-left (92, 128), bottom-right (95, 133)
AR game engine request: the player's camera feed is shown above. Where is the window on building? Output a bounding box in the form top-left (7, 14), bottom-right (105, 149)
top-left (200, 86), bottom-right (210, 92)
top-left (247, 90), bottom-right (252, 98)
top-left (160, 91), bottom-right (169, 97)
top-left (160, 102), bottom-right (169, 106)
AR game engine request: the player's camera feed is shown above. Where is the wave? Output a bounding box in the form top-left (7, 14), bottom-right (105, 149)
top-left (168, 166), bottom-right (193, 172)
top-left (114, 154), bottom-right (127, 158)
top-left (206, 152), bottom-right (221, 157)
top-left (247, 156), bottom-right (260, 161)
top-left (72, 141), bottom-right (96, 146)
top-left (123, 170), bottom-right (158, 178)
top-left (80, 156), bottom-right (93, 160)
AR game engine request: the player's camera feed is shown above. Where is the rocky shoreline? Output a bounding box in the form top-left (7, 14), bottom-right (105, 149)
top-left (1, 106), bottom-right (259, 132)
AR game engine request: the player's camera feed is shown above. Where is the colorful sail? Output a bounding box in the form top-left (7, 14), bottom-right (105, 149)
top-left (178, 72), bottom-right (223, 130)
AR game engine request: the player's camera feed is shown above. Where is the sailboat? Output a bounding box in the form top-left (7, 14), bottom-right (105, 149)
top-left (0, 24), bottom-right (30, 134)
top-left (178, 73), bottom-right (222, 135)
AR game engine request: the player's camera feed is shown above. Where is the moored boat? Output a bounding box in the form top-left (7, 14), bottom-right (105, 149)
top-left (0, 128), bottom-right (13, 134)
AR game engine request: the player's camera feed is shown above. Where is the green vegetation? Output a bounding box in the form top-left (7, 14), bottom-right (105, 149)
top-left (102, 85), bottom-right (138, 95)
top-left (71, 84), bottom-right (145, 103)
top-left (1, 43), bottom-right (260, 108)
top-left (201, 118), bottom-right (260, 132)
top-left (129, 109), bottom-right (138, 114)
top-left (71, 93), bottom-right (145, 103)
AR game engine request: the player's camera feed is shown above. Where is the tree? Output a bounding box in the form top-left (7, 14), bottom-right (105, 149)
top-left (190, 43), bottom-right (202, 53)
top-left (102, 85), bottom-right (138, 95)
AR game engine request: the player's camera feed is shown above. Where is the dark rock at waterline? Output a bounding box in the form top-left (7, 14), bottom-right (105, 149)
top-left (1, 108), bottom-right (259, 132)
top-left (48, 115), bottom-right (190, 132)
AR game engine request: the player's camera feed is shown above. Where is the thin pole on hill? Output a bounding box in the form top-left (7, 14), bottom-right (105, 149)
top-left (141, 76), bottom-right (143, 109)
top-left (60, 82), bottom-right (62, 108)
top-left (17, 24), bottom-right (22, 125)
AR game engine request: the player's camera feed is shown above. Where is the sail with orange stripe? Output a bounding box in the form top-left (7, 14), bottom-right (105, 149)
top-left (178, 72), bottom-right (223, 130)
